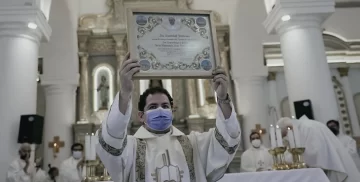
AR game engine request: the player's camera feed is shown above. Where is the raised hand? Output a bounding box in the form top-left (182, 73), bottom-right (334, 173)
top-left (212, 67), bottom-right (228, 99)
top-left (119, 53), bottom-right (140, 97)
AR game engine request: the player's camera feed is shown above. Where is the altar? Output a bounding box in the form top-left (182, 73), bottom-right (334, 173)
top-left (218, 168), bottom-right (329, 182)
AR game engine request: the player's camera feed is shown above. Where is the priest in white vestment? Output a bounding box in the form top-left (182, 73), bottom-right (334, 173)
top-left (58, 143), bottom-right (85, 182)
top-left (327, 120), bottom-right (360, 172)
top-left (241, 131), bottom-right (273, 172)
top-left (96, 54), bottom-right (241, 182)
top-left (7, 143), bottom-right (36, 182)
top-left (278, 117), bottom-right (360, 182)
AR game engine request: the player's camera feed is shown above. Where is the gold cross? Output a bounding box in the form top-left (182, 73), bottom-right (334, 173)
top-left (252, 124), bottom-right (267, 135)
top-left (48, 136), bottom-right (65, 158)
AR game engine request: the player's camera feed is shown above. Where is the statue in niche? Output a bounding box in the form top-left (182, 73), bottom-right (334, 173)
top-left (149, 79), bottom-right (163, 88)
top-left (97, 75), bottom-right (110, 110)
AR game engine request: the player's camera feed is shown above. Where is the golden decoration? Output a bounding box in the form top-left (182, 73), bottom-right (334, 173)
top-left (48, 136), bottom-right (65, 158)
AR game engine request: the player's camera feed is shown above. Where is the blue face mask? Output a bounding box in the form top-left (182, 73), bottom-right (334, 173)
top-left (145, 107), bottom-right (173, 131)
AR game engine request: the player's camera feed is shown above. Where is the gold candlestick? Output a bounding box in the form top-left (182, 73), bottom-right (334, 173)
top-left (84, 160), bottom-right (100, 182)
top-left (268, 149), bottom-right (278, 170)
top-left (274, 147), bottom-right (290, 170)
top-left (101, 168), bottom-right (112, 181)
top-left (289, 147), bottom-right (307, 169)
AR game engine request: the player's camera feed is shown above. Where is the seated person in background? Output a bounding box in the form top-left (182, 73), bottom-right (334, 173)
top-left (58, 143), bottom-right (85, 182)
top-left (327, 120), bottom-right (360, 172)
top-left (7, 143), bottom-right (35, 182)
top-left (241, 132), bottom-right (273, 172)
top-left (96, 53), bottom-right (241, 182)
top-left (278, 117), bottom-right (360, 182)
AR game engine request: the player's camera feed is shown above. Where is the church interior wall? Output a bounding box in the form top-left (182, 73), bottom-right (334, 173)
top-left (270, 67), bottom-right (360, 122)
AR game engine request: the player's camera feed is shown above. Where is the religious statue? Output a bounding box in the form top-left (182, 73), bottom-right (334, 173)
top-left (97, 76), bottom-right (109, 110)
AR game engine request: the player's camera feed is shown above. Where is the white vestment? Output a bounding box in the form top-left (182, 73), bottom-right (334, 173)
top-left (290, 117), bottom-right (360, 182)
top-left (96, 93), bottom-right (241, 182)
top-left (338, 134), bottom-right (360, 171)
top-left (58, 157), bottom-right (85, 182)
top-left (240, 146), bottom-right (273, 172)
top-left (33, 169), bottom-right (48, 182)
top-left (6, 158), bottom-right (35, 182)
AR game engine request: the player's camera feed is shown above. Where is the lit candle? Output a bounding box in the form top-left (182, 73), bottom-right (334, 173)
top-left (85, 135), bottom-right (91, 160)
top-left (275, 125), bottom-right (283, 147)
top-left (270, 125), bottom-right (277, 148)
top-left (293, 125), bottom-right (301, 147)
top-left (287, 127), bottom-right (295, 148)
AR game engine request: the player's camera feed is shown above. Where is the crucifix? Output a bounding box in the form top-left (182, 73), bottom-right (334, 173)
top-left (252, 124), bottom-right (267, 135)
top-left (48, 136), bottom-right (65, 158)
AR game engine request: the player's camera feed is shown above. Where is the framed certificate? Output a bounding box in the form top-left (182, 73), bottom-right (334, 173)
top-left (127, 9), bottom-right (220, 79)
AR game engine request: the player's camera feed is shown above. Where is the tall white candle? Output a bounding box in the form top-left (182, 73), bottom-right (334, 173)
top-left (90, 134), bottom-right (97, 160)
top-left (293, 125), bottom-right (301, 147)
top-left (287, 127), bottom-right (295, 148)
top-left (275, 125), bottom-right (283, 147)
top-left (269, 125), bottom-right (277, 148)
top-left (85, 135), bottom-right (91, 160)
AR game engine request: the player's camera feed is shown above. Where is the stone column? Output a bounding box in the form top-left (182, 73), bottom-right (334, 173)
top-left (267, 72), bottom-right (281, 123)
top-left (264, 1), bottom-right (338, 123)
top-left (78, 52), bottom-right (89, 121)
top-left (41, 83), bottom-right (78, 167)
top-left (0, 6), bottom-right (51, 176)
top-left (113, 34), bottom-right (127, 91)
top-left (338, 67), bottom-right (360, 136)
top-left (233, 76), bottom-right (270, 149)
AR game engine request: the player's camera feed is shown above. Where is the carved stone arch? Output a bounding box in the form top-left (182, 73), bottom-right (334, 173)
top-left (280, 97), bottom-right (291, 118)
top-left (323, 33), bottom-right (351, 51)
top-left (332, 76), bottom-right (352, 135)
top-left (354, 93), bottom-right (360, 126)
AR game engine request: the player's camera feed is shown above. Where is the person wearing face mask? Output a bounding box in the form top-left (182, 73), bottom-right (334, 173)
top-left (240, 132), bottom-right (273, 172)
top-left (58, 143), bottom-right (85, 182)
top-left (327, 120), bottom-right (360, 172)
top-left (7, 143), bottom-right (36, 182)
top-left (96, 53), bottom-right (241, 182)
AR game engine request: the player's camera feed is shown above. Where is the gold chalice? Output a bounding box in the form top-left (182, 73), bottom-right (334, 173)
top-left (268, 149), bottom-right (278, 170)
top-left (274, 147), bottom-right (290, 170)
top-left (294, 147), bottom-right (307, 168)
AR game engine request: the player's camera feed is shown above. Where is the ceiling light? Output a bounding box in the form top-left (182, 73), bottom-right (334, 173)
top-left (281, 15), bottom-right (291, 22)
top-left (28, 22), bottom-right (37, 29)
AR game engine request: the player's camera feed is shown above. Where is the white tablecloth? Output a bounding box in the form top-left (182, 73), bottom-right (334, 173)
top-left (218, 168), bottom-right (329, 182)
top-left (96, 168), bottom-right (329, 182)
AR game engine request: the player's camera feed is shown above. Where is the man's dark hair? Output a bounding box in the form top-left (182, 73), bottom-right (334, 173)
top-left (327, 120), bottom-right (339, 127)
top-left (249, 131), bottom-right (260, 141)
top-left (138, 87), bottom-right (173, 112)
top-left (71, 143), bottom-right (83, 151)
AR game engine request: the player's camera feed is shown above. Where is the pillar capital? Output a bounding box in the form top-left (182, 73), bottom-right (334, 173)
top-left (263, 0), bottom-right (335, 35)
top-left (42, 83), bottom-right (78, 96)
top-left (337, 67), bottom-right (349, 77)
top-left (78, 52), bottom-right (89, 58)
top-left (41, 74), bottom-right (80, 88)
top-left (0, 6), bottom-right (52, 44)
top-left (267, 72), bottom-right (277, 81)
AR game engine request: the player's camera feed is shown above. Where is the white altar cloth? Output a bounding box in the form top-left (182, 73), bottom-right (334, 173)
top-left (96, 168), bottom-right (329, 182)
top-left (218, 168), bottom-right (329, 182)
